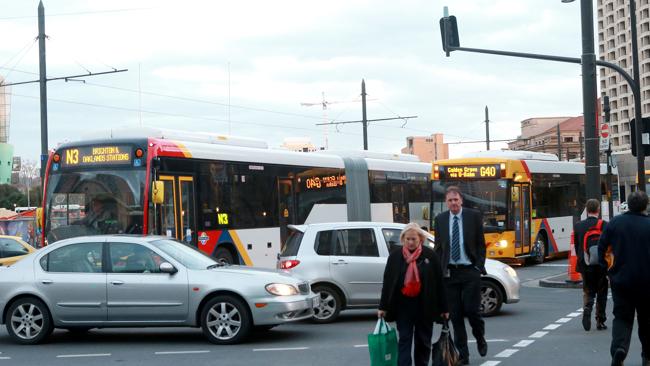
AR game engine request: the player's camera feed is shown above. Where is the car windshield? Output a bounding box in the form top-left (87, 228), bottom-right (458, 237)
top-left (151, 239), bottom-right (216, 270)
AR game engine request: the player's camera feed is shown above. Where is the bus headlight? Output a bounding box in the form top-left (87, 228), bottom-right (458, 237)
top-left (494, 240), bottom-right (508, 248)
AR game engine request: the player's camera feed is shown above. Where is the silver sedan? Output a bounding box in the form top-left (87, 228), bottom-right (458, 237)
top-left (0, 235), bottom-right (317, 345)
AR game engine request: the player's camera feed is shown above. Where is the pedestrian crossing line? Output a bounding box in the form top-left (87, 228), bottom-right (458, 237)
top-left (468, 339), bottom-right (508, 343)
top-left (513, 340), bottom-right (535, 348)
top-left (556, 317), bottom-right (572, 323)
top-left (353, 344), bottom-right (368, 348)
top-left (480, 361), bottom-right (501, 366)
top-left (567, 312), bottom-right (582, 317)
top-left (529, 331), bottom-right (548, 338)
top-left (495, 349), bottom-right (518, 358)
top-left (56, 353), bottom-right (111, 358)
top-left (0, 357), bottom-right (11, 360)
top-left (543, 324), bottom-right (561, 330)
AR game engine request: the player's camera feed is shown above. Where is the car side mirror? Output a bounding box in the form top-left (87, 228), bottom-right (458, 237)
top-left (159, 262), bottom-right (177, 274)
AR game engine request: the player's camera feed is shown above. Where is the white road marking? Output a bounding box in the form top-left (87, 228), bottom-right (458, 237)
top-left (353, 344), bottom-right (368, 348)
top-left (57, 353), bottom-right (111, 358)
top-left (513, 340), bottom-right (535, 347)
top-left (469, 339), bottom-right (508, 343)
top-left (556, 317), bottom-right (572, 323)
top-left (0, 357), bottom-right (10, 360)
top-left (567, 312), bottom-right (582, 317)
top-left (480, 361), bottom-right (501, 366)
top-left (543, 324), bottom-right (561, 330)
top-left (154, 350), bottom-right (211, 355)
top-left (252, 347), bottom-right (309, 352)
top-left (529, 331), bottom-right (548, 338)
top-left (495, 349), bottom-right (519, 358)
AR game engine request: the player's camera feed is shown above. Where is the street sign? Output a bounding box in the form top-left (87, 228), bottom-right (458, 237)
top-left (599, 123), bottom-right (610, 152)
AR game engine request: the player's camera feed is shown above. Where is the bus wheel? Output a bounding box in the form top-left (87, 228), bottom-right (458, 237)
top-left (214, 246), bottom-right (235, 265)
top-left (530, 234), bottom-right (547, 265)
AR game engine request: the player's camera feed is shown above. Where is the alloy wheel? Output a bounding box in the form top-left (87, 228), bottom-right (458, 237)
top-left (10, 303), bottom-right (45, 340)
top-left (206, 302), bottom-right (242, 340)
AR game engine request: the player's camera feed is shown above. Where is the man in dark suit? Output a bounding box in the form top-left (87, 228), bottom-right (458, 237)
top-left (598, 191), bottom-right (650, 366)
top-left (573, 199), bottom-right (608, 332)
top-left (433, 185), bottom-right (487, 365)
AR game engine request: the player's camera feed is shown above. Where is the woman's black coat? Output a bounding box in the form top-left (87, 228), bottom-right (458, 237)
top-left (378, 245), bottom-right (448, 323)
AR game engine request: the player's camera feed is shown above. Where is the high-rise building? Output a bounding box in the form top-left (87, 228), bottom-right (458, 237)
top-left (597, 0), bottom-right (650, 194)
top-left (401, 133), bottom-right (449, 162)
top-left (507, 116), bottom-right (584, 161)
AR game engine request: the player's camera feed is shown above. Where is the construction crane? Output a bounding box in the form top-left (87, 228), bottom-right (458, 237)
top-left (300, 91), bottom-right (372, 149)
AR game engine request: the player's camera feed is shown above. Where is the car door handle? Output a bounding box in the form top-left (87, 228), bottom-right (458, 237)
top-left (41, 279), bottom-right (53, 285)
top-left (332, 260), bottom-right (348, 265)
top-left (111, 280), bottom-right (125, 285)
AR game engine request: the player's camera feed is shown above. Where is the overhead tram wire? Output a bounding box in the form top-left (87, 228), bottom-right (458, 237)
top-left (0, 39), bottom-right (37, 81)
top-left (0, 7), bottom-right (154, 21)
top-left (10, 93), bottom-right (409, 144)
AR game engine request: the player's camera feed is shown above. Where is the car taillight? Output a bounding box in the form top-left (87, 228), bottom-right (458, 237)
top-left (279, 260), bottom-right (300, 270)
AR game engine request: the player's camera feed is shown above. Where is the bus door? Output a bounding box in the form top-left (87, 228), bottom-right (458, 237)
top-left (390, 182), bottom-right (408, 224)
top-left (511, 183), bottom-right (532, 256)
top-left (278, 178), bottom-right (295, 246)
top-left (156, 175), bottom-right (196, 246)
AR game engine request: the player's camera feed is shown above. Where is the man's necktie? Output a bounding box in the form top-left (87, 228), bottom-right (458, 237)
top-left (452, 215), bottom-right (461, 262)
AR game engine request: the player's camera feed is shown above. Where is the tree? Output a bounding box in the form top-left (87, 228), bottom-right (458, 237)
top-left (0, 184), bottom-right (27, 209)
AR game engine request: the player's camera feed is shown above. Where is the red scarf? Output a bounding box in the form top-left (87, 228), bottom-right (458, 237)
top-left (401, 245), bottom-right (422, 297)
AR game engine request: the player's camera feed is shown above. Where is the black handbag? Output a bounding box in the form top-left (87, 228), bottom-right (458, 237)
top-left (431, 319), bottom-right (461, 366)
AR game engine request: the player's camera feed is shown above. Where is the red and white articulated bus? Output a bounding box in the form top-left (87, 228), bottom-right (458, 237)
top-left (41, 127), bottom-right (432, 267)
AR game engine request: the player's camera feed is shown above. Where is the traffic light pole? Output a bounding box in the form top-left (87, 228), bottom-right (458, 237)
top-left (440, 12), bottom-right (646, 198)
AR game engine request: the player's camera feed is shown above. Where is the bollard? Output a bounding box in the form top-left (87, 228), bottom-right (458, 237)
top-left (567, 231), bottom-right (582, 283)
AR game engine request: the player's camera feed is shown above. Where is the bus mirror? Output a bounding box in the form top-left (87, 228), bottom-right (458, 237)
top-left (152, 181), bottom-right (164, 204)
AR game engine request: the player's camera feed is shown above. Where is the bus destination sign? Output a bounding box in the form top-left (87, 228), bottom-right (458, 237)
top-left (443, 164), bottom-right (500, 179)
top-left (61, 145), bottom-right (132, 168)
top-left (304, 174), bottom-right (346, 190)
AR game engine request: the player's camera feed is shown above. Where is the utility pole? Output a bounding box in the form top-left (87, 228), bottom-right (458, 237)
top-left (361, 79), bottom-right (368, 150)
top-left (38, 0), bottom-right (47, 183)
top-left (557, 123), bottom-right (562, 160)
top-left (0, 1), bottom-right (128, 185)
top-left (580, 131), bottom-right (584, 160)
top-left (484, 106), bottom-right (490, 150)
top-left (630, 0), bottom-right (646, 191)
top-left (316, 79), bottom-right (417, 150)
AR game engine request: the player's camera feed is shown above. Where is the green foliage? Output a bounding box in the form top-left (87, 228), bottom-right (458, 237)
top-left (0, 184), bottom-right (26, 209)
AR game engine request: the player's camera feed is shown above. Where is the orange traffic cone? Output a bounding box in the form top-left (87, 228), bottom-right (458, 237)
top-left (567, 231), bottom-right (582, 283)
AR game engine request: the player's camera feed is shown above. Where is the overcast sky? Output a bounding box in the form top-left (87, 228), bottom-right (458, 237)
top-left (0, 0), bottom-right (589, 165)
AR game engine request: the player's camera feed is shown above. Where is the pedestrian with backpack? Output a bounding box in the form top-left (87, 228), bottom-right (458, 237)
top-left (573, 198), bottom-right (609, 332)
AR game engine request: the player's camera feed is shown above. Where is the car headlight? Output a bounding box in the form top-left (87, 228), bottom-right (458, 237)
top-left (503, 266), bottom-right (518, 279)
top-left (265, 283), bottom-right (299, 296)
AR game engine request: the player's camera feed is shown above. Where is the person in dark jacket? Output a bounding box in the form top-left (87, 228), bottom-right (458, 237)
top-left (434, 186), bottom-right (487, 365)
top-left (573, 199), bottom-right (608, 331)
top-left (598, 191), bottom-right (650, 366)
top-left (378, 223), bottom-right (448, 366)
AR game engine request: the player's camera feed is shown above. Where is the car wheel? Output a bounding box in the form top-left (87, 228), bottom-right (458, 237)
top-left (530, 234), bottom-right (547, 265)
top-left (311, 285), bottom-right (341, 323)
top-left (5, 297), bottom-right (53, 345)
top-left (480, 280), bottom-right (503, 317)
top-left (214, 247), bottom-right (235, 265)
top-left (201, 295), bottom-right (251, 345)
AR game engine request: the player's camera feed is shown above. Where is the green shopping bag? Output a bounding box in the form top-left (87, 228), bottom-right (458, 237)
top-left (367, 318), bottom-right (398, 366)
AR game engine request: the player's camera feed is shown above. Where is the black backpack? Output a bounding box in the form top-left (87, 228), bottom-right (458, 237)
top-left (583, 219), bottom-right (603, 266)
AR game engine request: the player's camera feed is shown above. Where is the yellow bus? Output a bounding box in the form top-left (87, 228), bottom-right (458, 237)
top-left (432, 150), bottom-right (614, 264)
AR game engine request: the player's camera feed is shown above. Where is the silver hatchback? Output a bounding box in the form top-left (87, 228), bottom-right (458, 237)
top-left (0, 235), bottom-right (317, 345)
top-left (278, 222), bottom-right (519, 323)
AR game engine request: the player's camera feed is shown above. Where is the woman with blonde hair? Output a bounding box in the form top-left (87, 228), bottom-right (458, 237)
top-left (378, 223), bottom-right (448, 366)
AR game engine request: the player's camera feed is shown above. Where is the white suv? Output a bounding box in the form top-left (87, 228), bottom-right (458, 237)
top-left (278, 222), bottom-right (520, 323)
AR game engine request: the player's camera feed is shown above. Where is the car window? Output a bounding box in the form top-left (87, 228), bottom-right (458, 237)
top-left (0, 238), bottom-right (30, 258)
top-left (151, 239), bottom-right (216, 269)
top-left (109, 243), bottom-right (163, 274)
top-left (43, 243), bottom-right (103, 273)
top-left (334, 229), bottom-right (379, 257)
top-left (315, 230), bottom-right (334, 255)
top-left (281, 230), bottom-right (303, 256)
top-left (382, 229), bottom-right (402, 252)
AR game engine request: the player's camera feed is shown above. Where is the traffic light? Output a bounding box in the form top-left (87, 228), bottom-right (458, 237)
top-left (630, 117), bottom-right (650, 157)
top-left (439, 16), bottom-right (460, 55)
